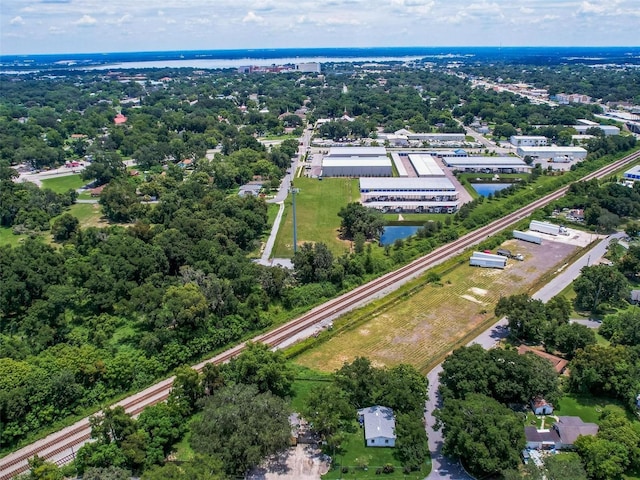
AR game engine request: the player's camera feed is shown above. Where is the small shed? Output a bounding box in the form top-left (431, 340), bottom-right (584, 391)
top-left (531, 396), bottom-right (553, 415)
top-left (630, 290), bottom-right (640, 304)
top-left (357, 406), bottom-right (396, 448)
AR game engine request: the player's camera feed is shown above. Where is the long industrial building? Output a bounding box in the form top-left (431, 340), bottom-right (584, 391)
top-left (407, 133), bottom-right (466, 143)
top-left (359, 177), bottom-right (459, 213)
top-left (515, 146), bottom-right (587, 162)
top-left (442, 156), bottom-right (531, 173)
top-left (408, 154), bottom-right (445, 177)
top-left (321, 146), bottom-right (392, 177)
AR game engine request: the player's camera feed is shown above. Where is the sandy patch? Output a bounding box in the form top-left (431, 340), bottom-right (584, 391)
top-left (469, 287), bottom-right (488, 296)
top-left (359, 328), bottom-right (370, 336)
top-left (460, 294), bottom-right (485, 305)
top-left (248, 445), bottom-right (330, 480)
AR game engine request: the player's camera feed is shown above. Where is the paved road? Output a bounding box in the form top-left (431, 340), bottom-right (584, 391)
top-left (424, 233), bottom-right (616, 479)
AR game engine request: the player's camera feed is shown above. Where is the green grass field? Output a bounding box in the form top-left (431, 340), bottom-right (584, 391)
top-left (272, 177), bottom-right (360, 257)
top-left (554, 394), bottom-right (635, 423)
top-left (0, 227), bottom-right (27, 247)
top-left (295, 238), bottom-right (578, 374)
top-left (40, 174), bottom-right (89, 193)
top-left (323, 422), bottom-right (430, 479)
top-left (289, 366), bottom-right (332, 413)
top-left (64, 203), bottom-right (107, 228)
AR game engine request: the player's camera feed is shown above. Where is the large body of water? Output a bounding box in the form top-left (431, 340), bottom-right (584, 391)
top-left (2, 46), bottom-right (640, 71)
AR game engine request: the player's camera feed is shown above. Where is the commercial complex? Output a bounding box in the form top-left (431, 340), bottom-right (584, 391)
top-left (515, 146), bottom-right (587, 162)
top-left (407, 154), bottom-right (445, 177)
top-left (510, 135), bottom-right (548, 147)
top-left (623, 165), bottom-right (640, 183)
top-left (321, 146), bottom-right (392, 177)
top-left (442, 156), bottom-right (532, 173)
top-left (359, 177), bottom-right (458, 213)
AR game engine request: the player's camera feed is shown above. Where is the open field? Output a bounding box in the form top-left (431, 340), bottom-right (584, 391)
top-left (295, 238), bottom-right (579, 373)
top-left (41, 174), bottom-right (88, 193)
top-left (272, 177), bottom-right (360, 257)
top-left (65, 203), bottom-right (108, 228)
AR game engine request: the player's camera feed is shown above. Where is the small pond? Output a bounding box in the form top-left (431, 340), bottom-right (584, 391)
top-left (471, 183), bottom-right (513, 197)
top-left (379, 226), bottom-right (422, 246)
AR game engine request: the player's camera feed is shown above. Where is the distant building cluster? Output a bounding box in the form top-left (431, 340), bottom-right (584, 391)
top-left (237, 62), bottom-right (321, 74)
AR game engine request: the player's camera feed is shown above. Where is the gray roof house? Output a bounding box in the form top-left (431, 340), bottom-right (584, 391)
top-left (525, 416), bottom-right (598, 450)
top-left (357, 406), bottom-right (396, 447)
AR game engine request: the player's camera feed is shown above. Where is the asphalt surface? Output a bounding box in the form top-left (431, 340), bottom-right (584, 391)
top-left (423, 233), bottom-right (617, 479)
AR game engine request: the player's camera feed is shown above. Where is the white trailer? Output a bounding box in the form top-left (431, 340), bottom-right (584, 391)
top-left (529, 220), bottom-right (565, 236)
top-left (513, 230), bottom-right (542, 244)
top-left (470, 255), bottom-right (507, 269)
top-left (471, 251), bottom-right (507, 261)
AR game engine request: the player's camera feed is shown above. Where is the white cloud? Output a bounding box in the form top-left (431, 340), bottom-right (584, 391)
top-left (242, 11), bottom-right (264, 23)
top-left (519, 7), bottom-right (534, 14)
top-left (106, 14), bottom-right (133, 25)
top-left (10, 16), bottom-right (25, 25)
top-left (74, 15), bottom-right (97, 26)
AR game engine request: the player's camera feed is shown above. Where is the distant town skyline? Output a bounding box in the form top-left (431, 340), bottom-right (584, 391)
top-left (2, 0), bottom-right (639, 55)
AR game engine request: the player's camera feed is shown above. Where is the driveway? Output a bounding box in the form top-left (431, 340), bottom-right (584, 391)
top-left (247, 445), bottom-right (330, 480)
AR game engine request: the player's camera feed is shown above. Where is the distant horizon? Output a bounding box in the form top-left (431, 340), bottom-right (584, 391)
top-left (2, 45), bottom-right (639, 59)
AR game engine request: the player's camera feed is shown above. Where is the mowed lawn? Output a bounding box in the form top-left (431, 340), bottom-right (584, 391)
top-left (64, 203), bottom-right (108, 228)
top-left (272, 177), bottom-right (360, 257)
top-left (41, 174), bottom-right (89, 193)
top-left (323, 423), bottom-right (430, 479)
top-left (296, 239), bottom-right (578, 374)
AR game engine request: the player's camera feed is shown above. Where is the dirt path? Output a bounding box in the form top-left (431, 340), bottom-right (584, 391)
top-left (247, 445), bottom-right (330, 480)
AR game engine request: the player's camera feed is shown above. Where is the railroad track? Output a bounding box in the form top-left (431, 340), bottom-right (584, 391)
top-left (1, 150), bottom-right (638, 480)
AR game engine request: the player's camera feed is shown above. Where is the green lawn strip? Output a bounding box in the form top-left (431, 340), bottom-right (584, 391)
top-left (41, 174), bottom-right (89, 193)
top-left (0, 227), bottom-right (27, 247)
top-left (289, 366), bottom-right (332, 413)
top-left (322, 421), bottom-right (429, 479)
top-left (554, 394), bottom-right (635, 424)
top-left (171, 412), bottom-right (201, 461)
top-left (272, 177), bottom-right (360, 257)
top-left (524, 412), bottom-right (544, 429)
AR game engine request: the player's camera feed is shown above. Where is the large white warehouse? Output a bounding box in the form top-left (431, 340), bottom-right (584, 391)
top-left (321, 146), bottom-right (392, 177)
top-left (443, 156), bottom-right (531, 173)
top-left (407, 133), bottom-right (466, 143)
top-left (408, 154), bottom-right (445, 177)
top-left (516, 146), bottom-right (587, 162)
top-left (322, 157), bottom-right (392, 177)
top-left (359, 177), bottom-right (459, 213)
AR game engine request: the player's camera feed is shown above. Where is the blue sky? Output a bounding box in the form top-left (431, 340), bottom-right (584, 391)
top-left (2, 0), bottom-right (639, 55)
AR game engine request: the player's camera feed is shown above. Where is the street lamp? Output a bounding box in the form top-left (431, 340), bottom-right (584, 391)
top-left (291, 187), bottom-right (300, 253)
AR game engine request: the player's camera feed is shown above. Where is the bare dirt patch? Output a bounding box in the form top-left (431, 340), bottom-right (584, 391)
top-left (296, 237), bottom-right (579, 373)
top-left (248, 445), bottom-right (330, 480)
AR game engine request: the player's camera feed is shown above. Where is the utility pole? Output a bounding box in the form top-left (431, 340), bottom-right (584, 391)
top-left (291, 186), bottom-right (299, 253)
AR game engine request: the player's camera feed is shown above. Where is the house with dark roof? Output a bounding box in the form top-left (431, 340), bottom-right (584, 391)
top-left (525, 416), bottom-right (598, 450)
top-left (357, 406), bottom-right (396, 447)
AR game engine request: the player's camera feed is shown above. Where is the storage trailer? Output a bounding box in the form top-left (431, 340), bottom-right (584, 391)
top-left (529, 220), bottom-right (568, 236)
top-left (497, 248), bottom-right (524, 261)
top-left (513, 230), bottom-right (542, 245)
top-left (470, 252), bottom-right (507, 269)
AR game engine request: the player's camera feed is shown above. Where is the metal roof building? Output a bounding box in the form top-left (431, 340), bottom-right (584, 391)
top-left (359, 177), bottom-right (458, 213)
top-left (322, 157), bottom-right (392, 177)
top-left (516, 146), bottom-right (587, 161)
top-left (510, 135), bottom-right (548, 147)
top-left (408, 154), bottom-right (445, 177)
top-left (357, 406), bottom-right (396, 448)
top-left (443, 156), bottom-right (531, 173)
top-left (326, 146), bottom-right (387, 157)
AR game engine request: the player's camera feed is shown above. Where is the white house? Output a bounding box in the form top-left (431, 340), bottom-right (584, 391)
top-left (357, 406), bottom-right (396, 447)
top-left (525, 416), bottom-right (598, 450)
top-left (531, 396), bottom-right (554, 415)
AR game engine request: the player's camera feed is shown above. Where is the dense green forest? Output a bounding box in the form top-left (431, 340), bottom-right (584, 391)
top-left (1, 63), bottom-right (639, 467)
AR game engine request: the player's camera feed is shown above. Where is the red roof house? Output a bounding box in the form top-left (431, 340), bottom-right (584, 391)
top-left (114, 113), bottom-right (128, 125)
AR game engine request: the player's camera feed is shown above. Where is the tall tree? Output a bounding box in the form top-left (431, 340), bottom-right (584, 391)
top-left (190, 383), bottom-right (291, 476)
top-left (435, 393), bottom-right (525, 477)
